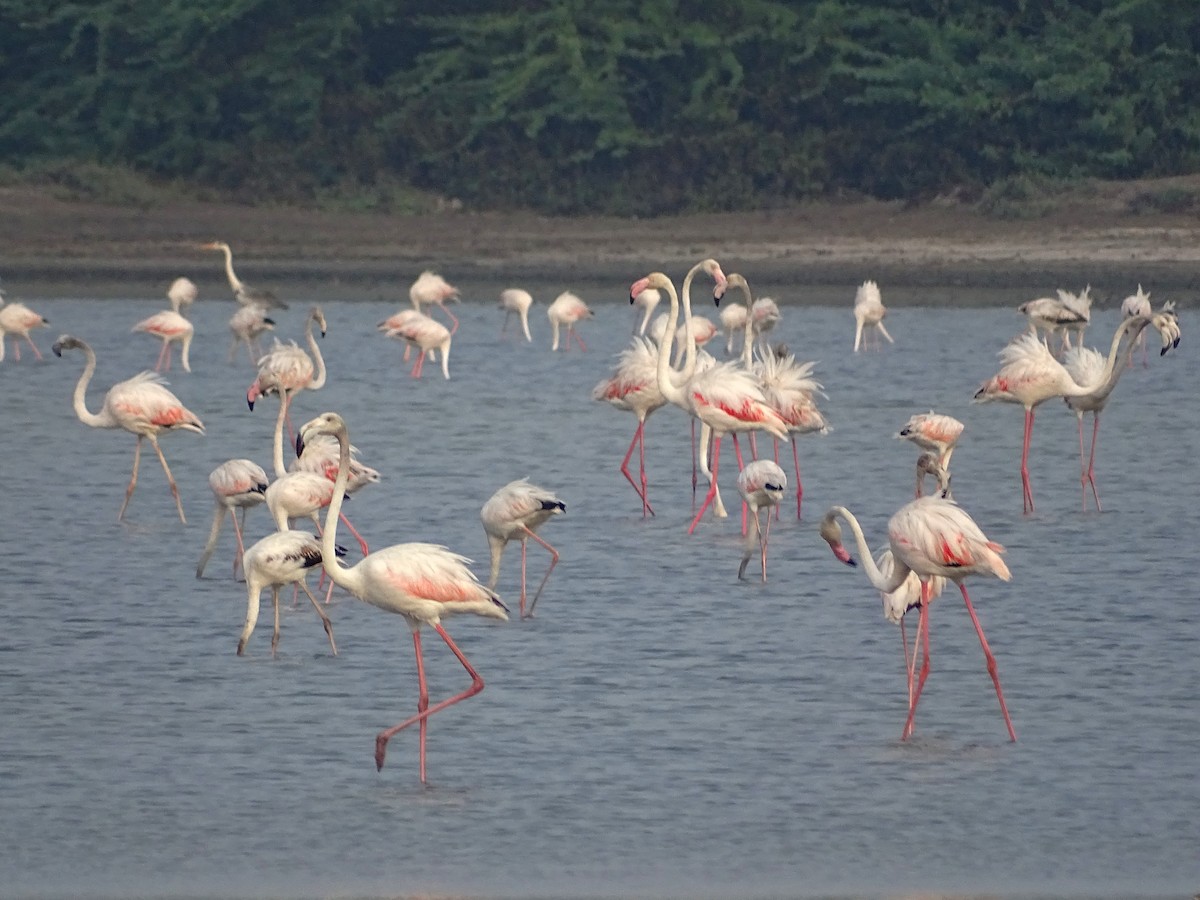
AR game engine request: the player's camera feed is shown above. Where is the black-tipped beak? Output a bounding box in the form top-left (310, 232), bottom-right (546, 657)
top-left (629, 292), bottom-right (637, 305)
top-left (295, 433), bottom-right (306, 458)
top-left (52, 344), bottom-right (63, 358)
top-left (247, 397), bottom-right (255, 411)
top-left (264, 317), bottom-right (276, 326)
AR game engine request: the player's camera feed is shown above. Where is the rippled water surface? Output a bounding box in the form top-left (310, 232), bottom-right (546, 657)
top-left (1, 278), bottom-right (1196, 899)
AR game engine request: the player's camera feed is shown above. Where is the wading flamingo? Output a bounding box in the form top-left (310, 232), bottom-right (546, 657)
top-left (499, 288), bottom-right (534, 342)
top-left (53, 334), bottom-right (205, 523)
top-left (132, 277), bottom-right (197, 373)
top-left (547, 291), bottom-right (593, 351)
top-left (201, 240), bottom-right (288, 309)
top-left (632, 286), bottom-right (661, 336)
top-left (896, 411), bottom-right (963, 471)
top-left (246, 305), bottom-right (327, 434)
top-left (228, 304), bottom-right (276, 365)
top-left (481, 478), bottom-right (566, 618)
top-left (297, 411), bottom-right (509, 780)
top-left (1119, 285), bottom-right (1152, 367)
top-left (385, 312), bottom-right (452, 379)
top-left (237, 530), bottom-right (340, 657)
top-left (819, 496), bottom-right (1016, 742)
top-left (409, 270), bottom-right (460, 333)
top-left (874, 546), bottom-right (947, 711)
top-left (736, 459), bottom-right (786, 582)
top-left (853, 280), bottom-right (893, 352)
top-left (196, 458), bottom-right (269, 579)
top-left (0, 291), bottom-right (49, 362)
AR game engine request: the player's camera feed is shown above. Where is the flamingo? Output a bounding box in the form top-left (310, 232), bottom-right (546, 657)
top-left (1061, 309), bottom-right (1182, 511)
top-left (237, 530), bottom-right (340, 657)
top-left (819, 496), bottom-right (1016, 742)
top-left (385, 312), bottom-right (452, 379)
top-left (132, 277), bottom-right (197, 373)
top-left (736, 459), bottom-right (786, 582)
top-left (749, 296), bottom-right (782, 350)
top-left (591, 336), bottom-right (667, 517)
top-left (297, 411), bottom-right (509, 780)
top-left (670, 315), bottom-right (718, 367)
top-left (852, 280), bottom-right (893, 352)
top-left (0, 290), bottom-right (49, 362)
top-left (1120, 285), bottom-right (1152, 367)
top-left (409, 270), bottom-right (460, 333)
top-left (228, 304), bottom-right (276, 365)
top-left (1018, 290), bottom-right (1086, 352)
top-left (914, 451), bottom-right (952, 500)
top-left (719, 301), bottom-right (748, 355)
top-left (52, 334), bottom-right (205, 523)
top-left (974, 314), bottom-right (1175, 513)
top-left (481, 478), bottom-right (566, 618)
top-left (633, 270), bottom-right (789, 535)
top-left (290, 429), bottom-right (378, 557)
top-left (631, 286), bottom-right (661, 336)
top-left (547, 291), bottom-right (593, 351)
top-left (895, 411), bottom-right (963, 472)
top-left (201, 240), bottom-right (288, 309)
top-left (499, 288), bottom-right (534, 342)
top-left (196, 458), bottom-right (269, 579)
top-left (246, 305), bottom-right (327, 424)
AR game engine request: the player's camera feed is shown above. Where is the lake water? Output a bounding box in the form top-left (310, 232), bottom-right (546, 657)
top-left (0, 277), bottom-right (1196, 899)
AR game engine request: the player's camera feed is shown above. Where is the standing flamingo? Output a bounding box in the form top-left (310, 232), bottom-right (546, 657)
top-left (1018, 290), bottom-right (1087, 353)
top-left (499, 288), bottom-right (534, 342)
top-left (631, 286), bottom-right (661, 336)
top-left (749, 296), bottom-right (782, 350)
top-left (974, 314), bottom-right (1174, 513)
top-left (895, 411), bottom-right (963, 472)
top-left (132, 277), bottom-right (197, 373)
top-left (736, 459), bottom-right (786, 582)
top-left (196, 458), bottom-right (269, 579)
top-left (246, 305), bottom-right (327, 427)
top-left (819, 496), bottom-right (1016, 742)
top-left (0, 291), bottom-right (50, 361)
top-left (409, 270), bottom-right (460, 333)
top-left (202, 240), bottom-right (288, 309)
top-left (385, 312), bottom-right (452, 379)
top-left (52, 334), bottom-right (205, 523)
top-left (852, 280), bottom-right (894, 352)
top-left (719, 300), bottom-right (749, 355)
top-left (481, 479), bottom-right (566, 618)
top-left (633, 271), bottom-right (789, 535)
top-left (297, 411), bottom-right (509, 780)
top-left (1119, 285), bottom-right (1152, 367)
top-left (547, 291), bottom-right (593, 351)
top-left (237, 530), bottom-right (340, 657)
top-left (228, 304), bottom-right (276, 364)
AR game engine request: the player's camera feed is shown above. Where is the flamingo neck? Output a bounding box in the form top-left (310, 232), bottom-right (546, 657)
top-left (677, 261), bottom-right (706, 379)
top-left (827, 506), bottom-right (911, 594)
top-left (319, 426), bottom-right (365, 595)
top-left (306, 315), bottom-right (326, 390)
top-left (271, 392), bottom-right (290, 477)
top-left (654, 277), bottom-right (688, 407)
top-left (1089, 316), bottom-right (1148, 401)
top-left (221, 245), bottom-right (243, 293)
top-left (71, 343), bottom-right (114, 428)
top-left (731, 279), bottom-right (755, 368)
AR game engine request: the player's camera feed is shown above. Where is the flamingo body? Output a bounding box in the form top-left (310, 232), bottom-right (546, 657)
top-left (481, 478), bottom-right (566, 618)
top-left (0, 294), bottom-right (50, 362)
top-left (736, 459), bottom-right (786, 581)
top-left (196, 458), bottom-right (269, 579)
top-left (499, 288), bottom-right (534, 342)
top-left (238, 530), bottom-right (339, 657)
top-left (547, 292), bottom-right (593, 351)
top-left (853, 280), bottom-right (893, 352)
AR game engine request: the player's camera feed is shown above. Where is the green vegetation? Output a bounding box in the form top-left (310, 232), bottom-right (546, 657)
top-left (2, 1), bottom-right (1198, 216)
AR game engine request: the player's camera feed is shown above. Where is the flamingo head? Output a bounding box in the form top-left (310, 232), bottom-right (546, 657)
top-left (310, 305), bottom-right (327, 337)
top-left (51, 334), bottom-right (86, 357)
top-left (296, 411), bottom-right (348, 459)
top-left (818, 511), bottom-right (856, 567)
top-left (199, 241), bottom-right (229, 252)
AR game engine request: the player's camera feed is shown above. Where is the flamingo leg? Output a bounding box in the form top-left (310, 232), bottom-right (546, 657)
top-left (518, 539), bottom-right (528, 617)
top-left (24, 335), bottom-right (43, 360)
top-left (619, 420), bottom-right (654, 517)
top-left (690, 419), bottom-right (698, 503)
top-left (1085, 413), bottom-right (1102, 512)
top-left (902, 588), bottom-right (932, 741)
top-left (337, 511), bottom-right (370, 556)
top-left (154, 341), bottom-right (168, 372)
top-left (572, 326), bottom-right (588, 352)
top-left (758, 506), bottom-right (771, 582)
top-left (732, 434), bottom-right (748, 536)
top-left (443, 306), bottom-right (460, 335)
top-left (271, 587), bottom-right (281, 657)
top-left (232, 507), bottom-right (248, 579)
top-left (1020, 408), bottom-right (1036, 514)
top-left (11, 338), bottom-right (19, 362)
top-left (412, 350), bottom-right (426, 378)
top-left (118, 436), bottom-right (145, 522)
top-left (959, 582), bottom-right (1018, 741)
top-left (900, 614), bottom-right (913, 711)
top-left (522, 526), bottom-right (560, 618)
top-left (637, 418), bottom-right (653, 517)
top-left (376, 623), bottom-right (486, 778)
top-left (689, 434), bottom-right (723, 534)
top-left (791, 439), bottom-right (803, 519)
top-left (148, 435), bottom-right (187, 524)
top-left (297, 580), bottom-right (337, 655)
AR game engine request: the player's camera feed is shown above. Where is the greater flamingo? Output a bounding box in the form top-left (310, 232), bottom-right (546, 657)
top-left (819, 496), bottom-right (1016, 741)
top-left (202, 240), bottom-right (288, 309)
top-left (1119, 285), bottom-right (1152, 366)
top-left (385, 312), bottom-right (452, 379)
top-left (246, 305), bottom-right (327, 421)
top-left (749, 296), bottom-right (781, 350)
top-left (719, 301), bottom-right (749, 355)
top-left (633, 270), bottom-right (789, 535)
top-left (237, 530), bottom-right (340, 657)
top-left (0, 291), bottom-right (49, 362)
top-left (481, 478), bottom-right (566, 618)
top-left (874, 546), bottom-right (946, 711)
top-left (297, 411), bottom-right (509, 780)
top-left (196, 458), bottom-right (269, 579)
top-left (591, 336), bottom-right (667, 516)
top-left (974, 314), bottom-right (1175, 513)
top-left (631, 286), bottom-right (661, 336)
top-left (895, 411), bottom-right (963, 471)
top-left (547, 291), bottom-right (593, 351)
top-left (499, 288), bottom-right (534, 342)
top-left (228, 304), bottom-right (276, 365)
top-left (736, 459), bottom-right (786, 582)
top-left (914, 451), bottom-right (952, 500)
top-left (409, 270), bottom-right (460, 333)
top-left (852, 280), bottom-right (893, 352)
top-left (52, 334), bottom-right (205, 523)
top-left (132, 277), bottom-right (197, 373)
top-left (1018, 289), bottom-right (1087, 352)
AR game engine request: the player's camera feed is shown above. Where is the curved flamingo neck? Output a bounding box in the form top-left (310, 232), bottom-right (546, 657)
top-left (827, 506), bottom-right (911, 594)
top-left (306, 314), bottom-right (326, 390)
top-left (677, 261), bottom-right (708, 380)
top-left (729, 277), bottom-right (755, 368)
top-left (1089, 316), bottom-right (1148, 402)
top-left (319, 425), bottom-right (366, 596)
top-left (654, 277), bottom-right (688, 408)
top-left (70, 342), bottom-right (115, 428)
top-left (271, 391), bottom-right (290, 477)
top-left (220, 244), bottom-right (243, 294)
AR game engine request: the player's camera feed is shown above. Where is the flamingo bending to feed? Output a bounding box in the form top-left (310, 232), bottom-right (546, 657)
top-left (481, 479), bottom-right (566, 618)
top-left (736, 459), bottom-right (786, 582)
top-left (246, 305), bottom-right (327, 426)
top-left (53, 334), bottom-right (205, 523)
top-left (237, 530), bottom-right (341, 657)
top-left (0, 290), bottom-right (50, 362)
top-left (819, 496), bottom-right (1016, 742)
top-left (196, 458), bottom-right (269, 579)
top-left (974, 313), bottom-right (1177, 513)
top-left (633, 270), bottom-right (789, 535)
top-left (547, 291), bottom-right (593, 351)
top-left (896, 411), bottom-right (963, 471)
top-left (133, 277), bottom-right (197, 373)
top-left (1018, 289), bottom-right (1087, 352)
top-left (202, 240), bottom-right (288, 309)
top-left (499, 288), bottom-right (534, 342)
top-left (874, 546), bottom-right (947, 711)
top-left (632, 286), bottom-right (661, 336)
top-left (385, 312), bottom-right (452, 379)
top-left (914, 452), bottom-right (952, 500)
top-left (1120, 285), bottom-right (1152, 366)
top-left (409, 270), bottom-right (460, 333)
top-left (592, 336), bottom-right (667, 517)
top-left (749, 297), bottom-right (782, 350)
top-left (228, 304), bottom-right (276, 365)
top-left (852, 280), bottom-right (893, 352)
top-left (297, 411), bottom-right (509, 780)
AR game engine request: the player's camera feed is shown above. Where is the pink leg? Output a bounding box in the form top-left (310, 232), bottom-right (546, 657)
top-left (1085, 413), bottom-right (1102, 512)
top-left (443, 307), bottom-right (459, 335)
top-left (758, 508), bottom-right (771, 581)
top-left (902, 589), bottom-right (931, 740)
top-left (118, 437), bottom-right (144, 522)
top-left (523, 526), bottom-right (560, 618)
top-left (733, 435), bottom-right (749, 536)
top-left (899, 615), bottom-right (913, 711)
top-left (791, 439), bottom-right (803, 519)
top-left (1020, 408), bottom-right (1036, 514)
top-left (689, 435), bottom-right (722, 534)
top-left (637, 419), bottom-right (652, 517)
top-left (619, 420), bottom-right (654, 517)
top-left (12, 339), bottom-right (20, 362)
top-left (148, 435), bottom-right (187, 524)
top-left (412, 351), bottom-right (426, 378)
top-left (25, 335), bottom-right (44, 361)
top-left (338, 511), bottom-right (370, 556)
top-left (375, 623), bottom-right (486, 778)
top-left (572, 326), bottom-right (588, 351)
top-left (154, 341), bottom-right (169, 371)
top-left (959, 583), bottom-right (1017, 741)
top-left (231, 508), bottom-right (248, 579)
top-left (690, 419), bottom-right (698, 504)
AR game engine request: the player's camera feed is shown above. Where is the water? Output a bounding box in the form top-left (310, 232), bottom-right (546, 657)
top-left (1, 280), bottom-right (1196, 899)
